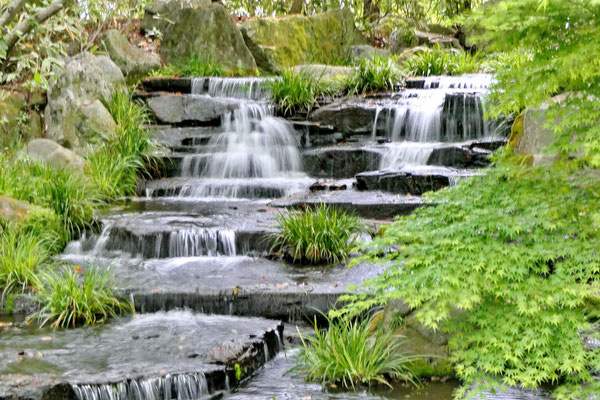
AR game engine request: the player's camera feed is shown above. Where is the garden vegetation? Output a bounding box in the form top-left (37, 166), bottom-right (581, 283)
top-left (0, 88), bottom-right (153, 328)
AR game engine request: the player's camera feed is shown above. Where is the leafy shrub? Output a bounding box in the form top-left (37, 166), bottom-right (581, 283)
top-left (404, 46), bottom-right (484, 76)
top-left (0, 225), bottom-right (48, 296)
top-left (296, 314), bottom-right (417, 388)
top-left (32, 266), bottom-right (134, 329)
top-left (271, 205), bottom-right (361, 264)
top-left (266, 69), bottom-right (324, 115)
top-left (150, 54), bottom-right (235, 78)
top-left (345, 56), bottom-right (403, 94)
top-left (342, 166), bottom-right (600, 397)
top-left (19, 206), bottom-right (69, 254)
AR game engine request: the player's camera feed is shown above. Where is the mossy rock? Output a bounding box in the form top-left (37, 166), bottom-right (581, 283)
top-left (508, 112), bottom-right (524, 148)
top-left (400, 325), bottom-right (454, 379)
top-left (0, 90), bottom-right (43, 148)
top-left (239, 9), bottom-right (367, 71)
top-left (160, 3), bottom-right (257, 74)
top-left (100, 29), bottom-right (161, 81)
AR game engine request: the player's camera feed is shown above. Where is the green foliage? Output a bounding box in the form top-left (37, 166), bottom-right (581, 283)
top-left (404, 46), bottom-right (484, 76)
top-left (341, 166), bottom-right (600, 396)
top-left (19, 206), bottom-right (69, 254)
top-left (90, 89), bottom-right (158, 200)
top-left (465, 0), bottom-right (600, 165)
top-left (0, 154), bottom-right (98, 236)
top-left (266, 69), bottom-right (323, 114)
top-left (296, 314), bottom-right (417, 388)
top-left (31, 266), bottom-right (134, 329)
top-left (271, 205), bottom-right (361, 264)
top-left (345, 56), bottom-right (403, 94)
top-left (0, 225), bottom-right (48, 296)
top-left (150, 54), bottom-right (239, 78)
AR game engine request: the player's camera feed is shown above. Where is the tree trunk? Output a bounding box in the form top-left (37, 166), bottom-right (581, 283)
top-left (3, 0), bottom-right (72, 57)
top-left (0, 0), bottom-right (29, 29)
top-left (289, 0), bottom-right (303, 14)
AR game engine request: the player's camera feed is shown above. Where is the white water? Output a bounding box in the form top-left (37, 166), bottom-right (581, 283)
top-left (191, 77), bottom-right (276, 100)
top-left (72, 373), bottom-right (208, 400)
top-left (373, 74), bottom-right (503, 170)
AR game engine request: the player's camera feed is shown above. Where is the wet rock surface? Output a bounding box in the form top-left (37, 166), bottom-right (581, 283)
top-left (356, 167), bottom-right (473, 195)
top-left (303, 146), bottom-right (382, 178)
top-left (147, 94), bottom-right (240, 125)
top-left (0, 311), bottom-right (282, 398)
top-left (0, 375), bottom-right (76, 400)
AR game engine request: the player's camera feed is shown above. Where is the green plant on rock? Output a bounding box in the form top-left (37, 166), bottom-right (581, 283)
top-left (403, 45), bottom-right (484, 76)
top-left (270, 205), bottom-right (361, 264)
top-left (149, 54), bottom-right (231, 78)
top-left (32, 266), bottom-right (134, 329)
top-left (89, 88), bottom-right (159, 200)
top-left (296, 314), bottom-right (417, 389)
top-left (345, 56), bottom-right (403, 94)
top-left (266, 69), bottom-right (323, 115)
top-left (340, 165), bottom-right (600, 398)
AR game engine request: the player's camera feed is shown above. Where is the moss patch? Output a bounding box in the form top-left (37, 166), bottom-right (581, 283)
top-left (240, 9), bottom-right (367, 69)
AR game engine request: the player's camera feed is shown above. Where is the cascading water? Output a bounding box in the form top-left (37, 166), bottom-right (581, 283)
top-left (176, 80), bottom-right (308, 199)
top-left (373, 74), bottom-right (505, 170)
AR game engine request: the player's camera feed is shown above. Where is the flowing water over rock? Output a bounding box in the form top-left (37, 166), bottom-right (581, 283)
top-left (2, 74), bottom-right (519, 400)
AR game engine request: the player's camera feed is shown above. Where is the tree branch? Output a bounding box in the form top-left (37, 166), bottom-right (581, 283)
top-left (3, 0), bottom-right (72, 56)
top-left (0, 0), bottom-right (29, 29)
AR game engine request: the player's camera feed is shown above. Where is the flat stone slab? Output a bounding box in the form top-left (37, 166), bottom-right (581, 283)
top-left (356, 167), bottom-right (475, 195)
top-left (60, 254), bottom-right (384, 321)
top-left (303, 145), bottom-right (383, 178)
top-left (147, 94), bottom-right (240, 125)
top-left (142, 177), bottom-right (313, 199)
top-left (270, 187), bottom-right (425, 219)
top-left (142, 77), bottom-right (192, 93)
top-left (0, 311), bottom-right (282, 399)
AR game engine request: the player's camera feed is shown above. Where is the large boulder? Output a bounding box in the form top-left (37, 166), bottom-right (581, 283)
top-left (239, 9), bottom-right (367, 72)
top-left (100, 30), bottom-right (161, 80)
top-left (390, 24), bottom-right (460, 54)
top-left (0, 196), bottom-right (31, 224)
top-left (141, 0), bottom-right (211, 35)
top-left (147, 94), bottom-right (240, 125)
top-left (160, 3), bottom-right (257, 74)
top-left (45, 52), bottom-right (124, 150)
top-left (22, 139), bottom-right (85, 171)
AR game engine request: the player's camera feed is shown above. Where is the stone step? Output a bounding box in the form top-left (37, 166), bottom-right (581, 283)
top-left (270, 187), bottom-right (425, 219)
top-left (303, 146), bottom-right (382, 179)
top-left (356, 167), bottom-right (474, 195)
top-left (61, 255), bottom-right (384, 322)
top-left (147, 94), bottom-right (241, 126)
top-left (141, 77), bottom-right (193, 93)
top-left (0, 311), bottom-right (282, 400)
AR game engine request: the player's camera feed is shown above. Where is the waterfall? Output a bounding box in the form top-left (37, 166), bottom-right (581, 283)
top-left (379, 142), bottom-right (437, 170)
top-left (72, 373), bottom-right (209, 400)
top-left (168, 228), bottom-right (236, 258)
top-left (191, 77), bottom-right (276, 100)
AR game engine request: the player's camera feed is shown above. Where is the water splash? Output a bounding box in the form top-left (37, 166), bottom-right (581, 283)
top-left (379, 142), bottom-right (437, 170)
top-left (72, 372), bottom-right (209, 400)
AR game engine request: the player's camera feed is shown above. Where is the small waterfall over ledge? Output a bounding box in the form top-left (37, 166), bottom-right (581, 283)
top-left (373, 74), bottom-right (507, 170)
top-left (176, 78), bottom-right (306, 199)
top-left (72, 373), bottom-right (209, 400)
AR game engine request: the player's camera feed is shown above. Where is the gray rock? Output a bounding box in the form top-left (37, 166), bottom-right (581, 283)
top-left (0, 196), bottom-right (30, 224)
top-left (292, 64), bottom-right (355, 80)
top-left (141, 0), bottom-right (211, 35)
top-left (349, 45), bottom-right (391, 62)
top-left (391, 26), bottom-right (461, 54)
top-left (303, 146), bottom-right (381, 178)
top-left (355, 168), bottom-right (463, 195)
top-left (147, 94), bottom-right (239, 125)
top-left (160, 3), bottom-right (257, 74)
top-left (516, 106), bottom-right (558, 165)
top-left (45, 52), bottom-right (124, 150)
top-left (100, 30), bottom-right (161, 80)
top-left (0, 375), bottom-right (76, 400)
top-left (22, 139), bottom-right (85, 171)
top-left (309, 99), bottom-right (376, 136)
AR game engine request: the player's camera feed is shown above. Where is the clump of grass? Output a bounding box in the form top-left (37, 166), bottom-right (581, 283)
top-left (0, 225), bottom-right (48, 296)
top-left (149, 54), bottom-right (246, 78)
top-left (90, 89), bottom-right (159, 200)
top-left (271, 205), bottom-right (361, 264)
top-left (296, 314), bottom-right (417, 389)
top-left (32, 266), bottom-right (134, 329)
top-left (266, 69), bottom-right (324, 115)
top-left (345, 56), bottom-right (404, 94)
top-left (404, 45), bottom-right (484, 76)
